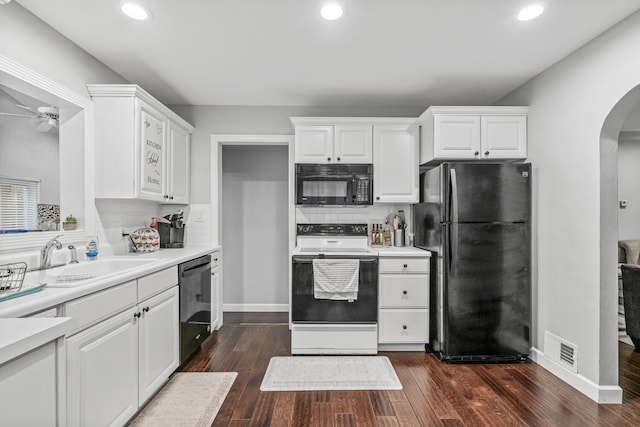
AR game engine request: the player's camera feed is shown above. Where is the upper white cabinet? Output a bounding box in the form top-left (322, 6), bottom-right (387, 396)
top-left (373, 122), bottom-right (419, 203)
top-left (292, 118), bottom-right (373, 163)
top-left (87, 84), bottom-right (194, 204)
top-left (418, 106), bottom-right (528, 165)
top-left (166, 121), bottom-right (191, 204)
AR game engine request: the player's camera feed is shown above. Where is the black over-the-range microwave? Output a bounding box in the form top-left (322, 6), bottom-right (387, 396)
top-left (295, 163), bottom-right (373, 206)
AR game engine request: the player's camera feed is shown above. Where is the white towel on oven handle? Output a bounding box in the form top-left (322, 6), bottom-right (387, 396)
top-left (312, 258), bottom-right (359, 301)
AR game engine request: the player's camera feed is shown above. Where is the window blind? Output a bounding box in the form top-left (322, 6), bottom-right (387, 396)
top-left (0, 176), bottom-right (40, 231)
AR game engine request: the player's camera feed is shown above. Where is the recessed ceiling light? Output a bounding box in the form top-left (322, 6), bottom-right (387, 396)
top-left (517, 4), bottom-right (544, 21)
top-left (121, 2), bottom-right (151, 20)
top-left (321, 3), bottom-right (343, 21)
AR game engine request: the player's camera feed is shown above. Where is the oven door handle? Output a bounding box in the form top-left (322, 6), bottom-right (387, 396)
top-left (292, 257), bottom-right (378, 264)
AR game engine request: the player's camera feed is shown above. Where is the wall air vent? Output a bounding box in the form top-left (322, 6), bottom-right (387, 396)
top-left (544, 331), bottom-right (578, 373)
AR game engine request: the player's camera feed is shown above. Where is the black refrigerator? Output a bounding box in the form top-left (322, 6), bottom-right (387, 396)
top-left (413, 162), bottom-right (531, 363)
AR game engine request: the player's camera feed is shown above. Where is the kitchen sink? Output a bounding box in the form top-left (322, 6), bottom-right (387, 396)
top-left (40, 257), bottom-right (160, 288)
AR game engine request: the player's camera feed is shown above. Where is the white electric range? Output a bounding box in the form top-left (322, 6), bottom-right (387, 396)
top-left (291, 224), bottom-right (379, 354)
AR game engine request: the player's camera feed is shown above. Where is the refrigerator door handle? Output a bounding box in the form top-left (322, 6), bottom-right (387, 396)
top-left (450, 223), bottom-right (458, 277)
top-left (450, 168), bottom-right (459, 223)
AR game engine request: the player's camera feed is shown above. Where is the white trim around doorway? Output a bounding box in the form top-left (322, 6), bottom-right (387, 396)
top-left (210, 134), bottom-right (295, 325)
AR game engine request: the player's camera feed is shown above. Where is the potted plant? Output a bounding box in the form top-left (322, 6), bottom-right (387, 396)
top-left (63, 214), bottom-right (77, 231)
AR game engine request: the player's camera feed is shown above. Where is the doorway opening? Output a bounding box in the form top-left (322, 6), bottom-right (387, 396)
top-left (211, 135), bottom-right (295, 324)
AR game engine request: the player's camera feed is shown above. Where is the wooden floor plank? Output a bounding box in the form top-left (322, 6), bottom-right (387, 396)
top-left (178, 312), bottom-right (640, 426)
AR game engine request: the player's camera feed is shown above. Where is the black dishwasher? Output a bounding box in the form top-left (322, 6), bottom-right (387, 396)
top-left (179, 255), bottom-right (211, 364)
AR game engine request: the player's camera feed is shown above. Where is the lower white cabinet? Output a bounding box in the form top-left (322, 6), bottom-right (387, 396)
top-left (66, 284), bottom-right (179, 427)
top-left (138, 286), bottom-right (180, 403)
top-left (67, 307), bottom-right (139, 427)
top-left (0, 340), bottom-right (63, 427)
top-left (378, 256), bottom-right (429, 350)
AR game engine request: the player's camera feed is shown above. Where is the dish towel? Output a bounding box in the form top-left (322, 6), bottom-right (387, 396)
top-left (312, 259), bottom-right (359, 301)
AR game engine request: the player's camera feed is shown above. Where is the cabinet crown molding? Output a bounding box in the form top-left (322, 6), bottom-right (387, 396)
top-left (420, 106), bottom-right (529, 118)
top-left (87, 84), bottom-right (194, 131)
top-left (290, 117), bottom-right (416, 127)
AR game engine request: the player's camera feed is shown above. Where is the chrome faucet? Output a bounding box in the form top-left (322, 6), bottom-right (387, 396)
top-left (39, 234), bottom-right (63, 269)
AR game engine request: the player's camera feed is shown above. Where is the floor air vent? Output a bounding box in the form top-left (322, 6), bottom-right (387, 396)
top-left (544, 331), bottom-right (578, 373)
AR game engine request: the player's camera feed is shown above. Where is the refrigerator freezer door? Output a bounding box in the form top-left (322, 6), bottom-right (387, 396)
top-left (443, 222), bottom-right (531, 360)
top-left (447, 163), bottom-right (531, 223)
top-left (413, 202), bottom-right (443, 253)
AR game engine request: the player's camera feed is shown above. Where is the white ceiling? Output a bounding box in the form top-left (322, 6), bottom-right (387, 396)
top-left (16, 0), bottom-right (640, 108)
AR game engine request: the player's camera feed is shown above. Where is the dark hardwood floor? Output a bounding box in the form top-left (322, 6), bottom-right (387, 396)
top-left (180, 312), bottom-right (640, 426)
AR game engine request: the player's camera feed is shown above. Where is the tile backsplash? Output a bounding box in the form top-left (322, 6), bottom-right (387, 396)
top-left (94, 200), bottom-right (213, 254)
top-left (296, 203), bottom-right (413, 234)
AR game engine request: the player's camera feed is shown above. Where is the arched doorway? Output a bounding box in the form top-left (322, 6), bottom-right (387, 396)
top-left (600, 84), bottom-right (640, 394)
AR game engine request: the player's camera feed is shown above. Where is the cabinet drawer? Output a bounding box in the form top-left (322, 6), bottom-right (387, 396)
top-left (138, 266), bottom-right (178, 301)
top-left (65, 280), bottom-right (137, 334)
top-left (379, 257), bottom-right (429, 274)
top-left (378, 309), bottom-right (428, 343)
top-left (211, 251), bottom-right (221, 270)
top-left (379, 275), bottom-right (428, 308)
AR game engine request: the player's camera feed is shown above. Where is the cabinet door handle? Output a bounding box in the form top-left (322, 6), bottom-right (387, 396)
top-left (484, 151), bottom-right (490, 156)
top-left (403, 264), bottom-right (408, 268)
top-left (134, 312), bottom-right (141, 318)
top-left (337, 157), bottom-right (341, 161)
top-left (169, 196), bottom-right (174, 200)
top-left (213, 258), bottom-right (218, 262)
top-left (164, 194), bottom-right (169, 199)
top-left (402, 290), bottom-right (408, 295)
top-left (143, 307), bottom-right (150, 313)
top-left (474, 151), bottom-right (479, 156)
top-left (402, 325), bottom-right (408, 330)
top-left (327, 157), bottom-right (331, 161)
top-left (376, 196), bottom-right (380, 201)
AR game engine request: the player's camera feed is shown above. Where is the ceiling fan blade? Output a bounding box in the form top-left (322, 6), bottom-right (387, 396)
top-left (0, 112), bottom-right (38, 119)
top-left (16, 104), bottom-right (38, 114)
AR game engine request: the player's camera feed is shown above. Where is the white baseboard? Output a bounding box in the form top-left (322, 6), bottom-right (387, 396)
top-left (223, 303), bottom-right (289, 312)
top-left (530, 347), bottom-right (622, 404)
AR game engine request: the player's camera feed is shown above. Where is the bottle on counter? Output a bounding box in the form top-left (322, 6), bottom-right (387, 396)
top-left (383, 225), bottom-right (391, 246)
top-left (85, 235), bottom-right (99, 261)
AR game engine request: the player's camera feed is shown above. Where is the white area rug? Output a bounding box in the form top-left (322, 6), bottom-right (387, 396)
top-left (128, 372), bottom-right (237, 427)
top-left (260, 356), bottom-right (402, 391)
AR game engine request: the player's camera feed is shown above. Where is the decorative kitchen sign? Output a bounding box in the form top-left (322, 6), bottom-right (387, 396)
top-left (140, 109), bottom-right (164, 196)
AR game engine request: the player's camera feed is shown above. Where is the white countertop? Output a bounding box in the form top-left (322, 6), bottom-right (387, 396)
top-left (0, 245), bottom-right (219, 318)
top-left (0, 317), bottom-right (74, 365)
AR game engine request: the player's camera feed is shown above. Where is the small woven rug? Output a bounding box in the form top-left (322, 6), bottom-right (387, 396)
top-left (128, 372), bottom-right (237, 427)
top-left (260, 356), bottom-right (402, 391)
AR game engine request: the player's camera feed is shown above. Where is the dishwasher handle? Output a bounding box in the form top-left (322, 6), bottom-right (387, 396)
top-left (179, 255), bottom-right (212, 278)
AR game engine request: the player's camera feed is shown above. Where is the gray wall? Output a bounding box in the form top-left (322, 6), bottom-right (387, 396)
top-left (498, 9), bottom-right (640, 397)
top-left (221, 145), bottom-right (289, 308)
top-left (0, 89), bottom-right (59, 204)
top-left (0, 3), bottom-right (126, 98)
top-left (169, 105), bottom-right (424, 204)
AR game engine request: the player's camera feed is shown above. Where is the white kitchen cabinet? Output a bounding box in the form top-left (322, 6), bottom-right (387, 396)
top-left (378, 256), bottom-right (429, 350)
top-left (67, 307), bottom-right (139, 427)
top-left (166, 120), bottom-right (191, 203)
top-left (418, 106), bottom-right (528, 165)
top-left (0, 318), bottom-right (71, 427)
top-left (211, 250), bottom-right (221, 330)
top-left (373, 123), bottom-right (419, 203)
top-left (65, 267), bottom-right (179, 427)
top-left (138, 286), bottom-right (179, 404)
top-left (87, 84), bottom-right (194, 204)
top-left (293, 124), bottom-right (373, 164)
